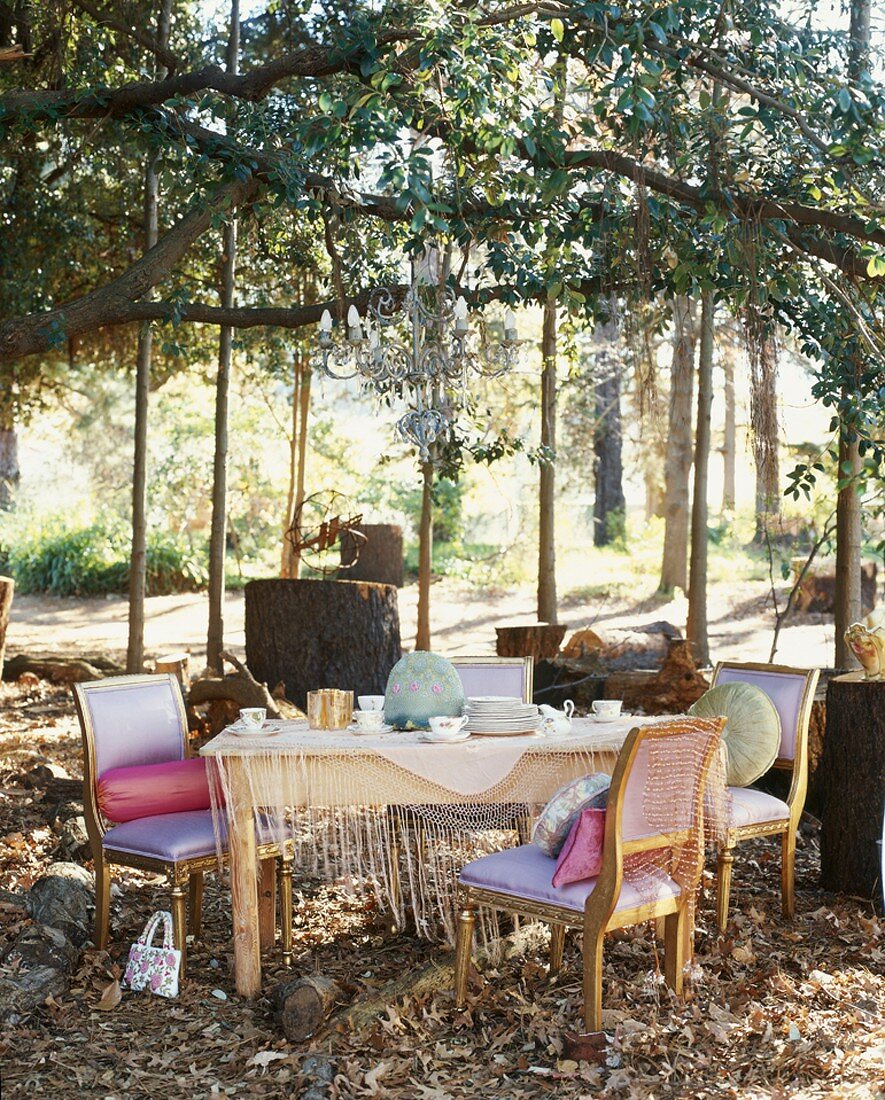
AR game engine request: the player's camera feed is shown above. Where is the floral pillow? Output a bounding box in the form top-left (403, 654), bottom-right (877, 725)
top-left (552, 808), bottom-right (606, 887)
top-left (532, 773), bottom-right (611, 857)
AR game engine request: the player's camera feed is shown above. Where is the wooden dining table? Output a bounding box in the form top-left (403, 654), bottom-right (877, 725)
top-left (201, 716), bottom-right (645, 997)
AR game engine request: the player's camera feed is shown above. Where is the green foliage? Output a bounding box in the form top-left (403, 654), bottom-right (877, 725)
top-left (0, 515), bottom-right (207, 596)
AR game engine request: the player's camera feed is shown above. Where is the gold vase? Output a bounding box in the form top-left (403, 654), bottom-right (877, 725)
top-left (307, 689), bottom-right (354, 729)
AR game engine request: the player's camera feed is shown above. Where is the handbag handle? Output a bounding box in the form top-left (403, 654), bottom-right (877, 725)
top-left (139, 910), bottom-right (175, 951)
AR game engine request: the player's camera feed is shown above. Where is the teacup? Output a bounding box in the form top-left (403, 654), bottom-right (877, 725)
top-left (428, 714), bottom-right (469, 737)
top-left (358, 694), bottom-right (386, 712)
top-left (592, 699), bottom-right (622, 717)
top-left (239, 707), bottom-right (266, 729)
top-left (353, 709), bottom-right (385, 731)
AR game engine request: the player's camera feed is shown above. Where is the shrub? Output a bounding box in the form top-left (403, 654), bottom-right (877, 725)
top-left (0, 516), bottom-right (207, 596)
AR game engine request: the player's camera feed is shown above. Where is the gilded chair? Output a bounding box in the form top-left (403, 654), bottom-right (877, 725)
top-left (453, 717), bottom-right (726, 1032)
top-left (450, 656), bottom-right (534, 704)
top-left (710, 661), bottom-right (819, 930)
top-left (73, 674), bottom-right (294, 976)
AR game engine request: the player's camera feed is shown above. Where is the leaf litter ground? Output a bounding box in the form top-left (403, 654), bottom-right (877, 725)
top-left (0, 681), bottom-right (883, 1099)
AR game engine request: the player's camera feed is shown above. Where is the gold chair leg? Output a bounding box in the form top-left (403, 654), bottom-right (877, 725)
top-left (280, 858), bottom-right (294, 967)
top-left (549, 924), bottom-right (565, 975)
top-left (663, 906), bottom-right (689, 996)
top-left (170, 881), bottom-right (187, 979)
top-left (781, 829), bottom-right (796, 920)
top-left (582, 929), bottom-right (605, 1033)
top-left (715, 845), bottom-right (735, 933)
top-left (453, 903), bottom-right (476, 1009)
top-left (258, 857), bottom-right (277, 951)
top-left (94, 858), bottom-right (111, 949)
top-left (188, 871), bottom-right (204, 939)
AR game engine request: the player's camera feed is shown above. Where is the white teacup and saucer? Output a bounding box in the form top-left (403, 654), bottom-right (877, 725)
top-left (348, 709), bottom-right (393, 735)
top-left (591, 699), bottom-right (627, 723)
top-left (419, 715), bottom-right (471, 743)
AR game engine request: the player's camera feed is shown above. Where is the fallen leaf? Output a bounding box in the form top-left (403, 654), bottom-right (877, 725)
top-left (247, 1051), bottom-right (287, 1069)
top-left (96, 979), bottom-right (121, 1012)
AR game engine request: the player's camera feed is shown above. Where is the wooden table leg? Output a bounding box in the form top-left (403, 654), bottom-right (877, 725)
top-left (229, 760), bottom-right (261, 997)
top-left (258, 857), bottom-right (277, 951)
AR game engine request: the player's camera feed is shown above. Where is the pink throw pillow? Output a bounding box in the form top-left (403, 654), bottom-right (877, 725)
top-left (552, 808), bottom-right (606, 888)
top-left (97, 757), bottom-right (213, 823)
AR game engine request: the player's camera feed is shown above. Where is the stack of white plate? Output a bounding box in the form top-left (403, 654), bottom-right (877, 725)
top-left (465, 695), bottom-right (541, 736)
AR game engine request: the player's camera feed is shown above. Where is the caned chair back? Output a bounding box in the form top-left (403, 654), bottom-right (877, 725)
top-left (450, 656), bottom-right (533, 704)
top-left (712, 662), bottom-right (818, 764)
top-left (73, 674), bottom-right (189, 783)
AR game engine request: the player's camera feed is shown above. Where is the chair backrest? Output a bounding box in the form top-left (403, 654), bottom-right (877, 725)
top-left (450, 656), bottom-right (533, 704)
top-left (73, 674), bottom-right (188, 781)
top-left (712, 661), bottom-right (819, 764)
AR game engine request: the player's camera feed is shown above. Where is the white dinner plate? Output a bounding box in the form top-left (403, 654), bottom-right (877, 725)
top-left (469, 726), bottom-right (541, 737)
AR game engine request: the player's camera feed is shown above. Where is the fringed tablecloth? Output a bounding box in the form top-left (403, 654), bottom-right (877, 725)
top-left (201, 717), bottom-right (646, 995)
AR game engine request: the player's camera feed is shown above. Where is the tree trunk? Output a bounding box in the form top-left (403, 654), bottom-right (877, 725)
top-left (686, 292), bottom-right (715, 666)
top-left (819, 673), bottom-right (884, 901)
top-left (206, 0), bottom-right (240, 675)
top-left (415, 461), bottom-right (433, 651)
top-left (125, 0), bottom-right (171, 674)
top-left (244, 578), bottom-right (402, 709)
top-left (495, 623), bottom-right (566, 662)
top-left (0, 576), bottom-right (13, 679)
top-left (721, 347), bottom-right (736, 513)
top-left (752, 335), bottom-right (780, 543)
top-left (592, 318), bottom-right (625, 548)
top-left (340, 524), bottom-right (404, 587)
top-left (537, 300), bottom-right (558, 623)
top-left (281, 346), bottom-right (312, 579)
top-left (0, 422), bottom-right (20, 509)
top-left (835, 0), bottom-right (870, 668)
top-left (659, 295), bottom-right (696, 593)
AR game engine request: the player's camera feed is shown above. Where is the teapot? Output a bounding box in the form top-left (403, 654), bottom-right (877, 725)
top-left (539, 699), bottom-right (574, 735)
top-left (844, 622), bottom-right (885, 681)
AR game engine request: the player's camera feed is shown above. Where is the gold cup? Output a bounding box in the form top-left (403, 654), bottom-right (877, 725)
top-left (307, 688), bottom-right (354, 730)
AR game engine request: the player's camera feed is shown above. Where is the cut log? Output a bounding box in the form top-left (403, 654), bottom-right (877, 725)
top-left (793, 559), bottom-right (877, 614)
top-left (495, 623), bottom-right (567, 661)
top-left (154, 651), bottom-right (190, 686)
top-left (340, 523), bottom-right (404, 587)
top-left (0, 575), bottom-right (13, 680)
top-left (2, 653), bottom-right (108, 683)
top-left (244, 578), bottom-right (402, 709)
top-left (561, 621), bottom-right (680, 672)
top-left (187, 650), bottom-right (282, 718)
top-left (270, 975), bottom-right (342, 1041)
top-left (819, 673), bottom-right (885, 902)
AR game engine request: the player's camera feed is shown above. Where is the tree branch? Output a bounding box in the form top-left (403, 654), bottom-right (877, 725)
top-left (72, 0), bottom-right (180, 74)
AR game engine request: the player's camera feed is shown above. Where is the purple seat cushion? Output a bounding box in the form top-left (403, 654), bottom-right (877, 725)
top-left (459, 843), bottom-right (680, 913)
top-left (728, 787), bottom-right (790, 829)
top-left (103, 809), bottom-right (224, 862)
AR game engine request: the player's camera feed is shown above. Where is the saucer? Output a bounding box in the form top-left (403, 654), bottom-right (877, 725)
top-left (417, 729), bottom-right (471, 743)
top-left (591, 712), bottom-right (629, 724)
top-left (347, 723), bottom-right (393, 735)
top-left (227, 722), bottom-right (278, 737)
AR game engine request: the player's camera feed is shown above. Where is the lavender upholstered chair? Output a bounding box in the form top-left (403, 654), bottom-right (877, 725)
top-left (73, 674), bottom-right (293, 976)
top-left (450, 656), bottom-right (534, 704)
top-left (453, 717), bottom-right (726, 1033)
top-left (710, 661), bottom-right (819, 931)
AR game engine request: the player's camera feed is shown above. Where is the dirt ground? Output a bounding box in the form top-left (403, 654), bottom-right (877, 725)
top-left (4, 574), bottom-right (842, 671)
top-left (1, 674), bottom-right (883, 1099)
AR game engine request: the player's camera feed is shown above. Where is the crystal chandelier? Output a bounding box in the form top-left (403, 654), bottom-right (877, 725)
top-left (312, 262), bottom-right (519, 463)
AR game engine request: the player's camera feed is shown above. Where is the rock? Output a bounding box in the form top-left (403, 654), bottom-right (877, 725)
top-left (0, 966), bottom-right (69, 1025)
top-left (20, 762), bottom-right (72, 788)
top-left (0, 923), bottom-right (78, 974)
top-left (29, 865), bottom-right (93, 947)
top-left (57, 815), bottom-right (90, 859)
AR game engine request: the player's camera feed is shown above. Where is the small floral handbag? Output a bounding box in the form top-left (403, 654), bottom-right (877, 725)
top-left (123, 910), bottom-right (181, 998)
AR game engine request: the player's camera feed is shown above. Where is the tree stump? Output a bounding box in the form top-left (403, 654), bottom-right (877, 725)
top-left (561, 621), bottom-right (681, 671)
top-left (0, 575), bottom-right (13, 679)
top-left (793, 560), bottom-right (877, 614)
top-left (270, 975), bottom-right (341, 1041)
top-left (244, 578), bottom-right (402, 709)
top-left (495, 623), bottom-right (567, 661)
top-left (819, 673), bottom-right (885, 902)
top-left (340, 524), bottom-right (404, 587)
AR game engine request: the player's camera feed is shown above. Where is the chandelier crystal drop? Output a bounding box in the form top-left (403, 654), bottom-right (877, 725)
top-left (312, 264), bottom-right (520, 463)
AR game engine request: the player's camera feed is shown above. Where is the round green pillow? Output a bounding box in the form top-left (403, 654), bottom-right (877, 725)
top-left (383, 652), bottom-right (466, 730)
top-left (689, 682), bottom-right (781, 787)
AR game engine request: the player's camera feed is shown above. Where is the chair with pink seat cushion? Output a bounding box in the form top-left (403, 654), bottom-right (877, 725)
top-left (710, 662), bottom-right (819, 930)
top-left (73, 674), bottom-right (294, 977)
top-left (453, 717), bottom-right (726, 1033)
